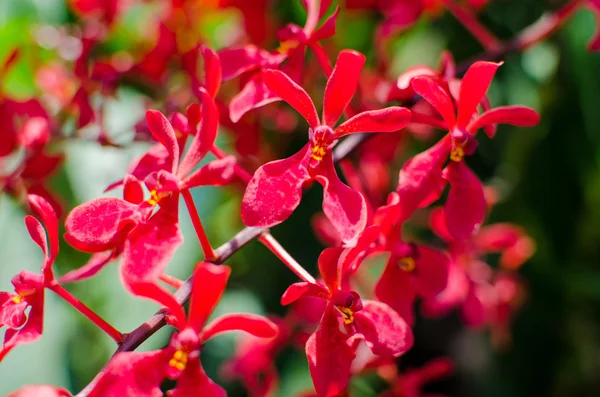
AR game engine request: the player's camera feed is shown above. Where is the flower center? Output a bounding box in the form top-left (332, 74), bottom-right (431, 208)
top-left (309, 126), bottom-right (336, 163)
top-left (168, 349), bottom-right (189, 371)
top-left (450, 146), bottom-right (464, 162)
top-left (11, 295), bottom-right (22, 304)
top-left (277, 40), bottom-right (300, 54)
top-left (311, 144), bottom-right (327, 161)
top-left (338, 307), bottom-right (355, 325)
top-left (147, 189), bottom-right (169, 206)
top-left (399, 257), bottom-right (416, 272)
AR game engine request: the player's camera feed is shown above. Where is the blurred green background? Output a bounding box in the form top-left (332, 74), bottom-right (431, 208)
top-left (1, 0), bottom-right (600, 396)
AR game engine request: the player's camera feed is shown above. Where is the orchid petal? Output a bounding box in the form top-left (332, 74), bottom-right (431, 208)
top-left (229, 73), bottom-right (281, 123)
top-left (318, 247), bottom-right (343, 291)
top-left (146, 110), bottom-right (180, 173)
top-left (201, 46), bottom-right (222, 98)
top-left (6, 385), bottom-right (71, 397)
top-left (334, 107), bottom-right (411, 137)
top-left (168, 360), bottom-right (226, 397)
top-left (188, 262), bottom-right (231, 333)
top-left (281, 282), bottom-right (329, 305)
top-left (201, 313), bottom-right (278, 341)
top-left (413, 246), bottom-right (449, 297)
top-left (411, 76), bottom-right (457, 128)
top-left (375, 259), bottom-right (417, 325)
top-left (457, 61), bottom-right (502, 127)
top-left (467, 105), bottom-right (540, 137)
top-left (322, 50), bottom-right (365, 127)
top-left (27, 194), bottom-right (59, 262)
top-left (182, 156), bottom-right (236, 189)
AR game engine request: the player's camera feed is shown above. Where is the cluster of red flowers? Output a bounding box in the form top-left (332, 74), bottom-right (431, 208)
top-left (1, 0), bottom-right (598, 396)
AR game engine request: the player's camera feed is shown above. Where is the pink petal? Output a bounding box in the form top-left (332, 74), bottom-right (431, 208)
top-left (201, 46), bottom-right (222, 98)
top-left (6, 385), bottom-right (71, 397)
top-left (339, 225), bottom-right (381, 274)
top-left (178, 90), bottom-right (219, 178)
top-left (306, 305), bottom-right (356, 397)
top-left (374, 260), bottom-right (417, 325)
top-left (229, 73), bottom-right (281, 123)
top-left (241, 145), bottom-right (311, 228)
top-left (168, 360), bottom-right (226, 397)
top-left (428, 206), bottom-right (454, 242)
top-left (280, 282), bottom-right (329, 305)
top-left (334, 107), bottom-right (412, 137)
top-left (0, 295), bottom-right (28, 328)
top-left (146, 110), bottom-right (180, 173)
top-left (86, 350), bottom-right (170, 397)
top-left (413, 246), bottom-right (449, 297)
top-left (58, 251), bottom-right (115, 284)
top-left (182, 156), bottom-right (236, 189)
top-left (262, 69), bottom-right (319, 128)
top-left (396, 138), bottom-right (450, 220)
top-left (354, 300), bottom-right (414, 357)
top-left (411, 76), bottom-right (457, 128)
top-left (318, 247), bottom-right (343, 291)
top-left (322, 50), bottom-right (366, 127)
top-left (201, 313), bottom-right (278, 341)
top-left (442, 161), bottom-right (486, 240)
top-left (64, 198), bottom-right (142, 252)
top-left (122, 175), bottom-right (145, 205)
top-left (0, 293), bottom-right (44, 362)
top-left (188, 262), bottom-right (231, 333)
top-left (315, 155), bottom-right (367, 245)
top-left (467, 105), bottom-right (540, 137)
top-left (456, 61), bottom-right (501, 127)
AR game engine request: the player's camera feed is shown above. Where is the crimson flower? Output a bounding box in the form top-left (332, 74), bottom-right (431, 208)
top-left (241, 50), bottom-right (411, 244)
top-left (0, 195), bottom-right (59, 362)
top-left (396, 61), bottom-right (539, 240)
top-left (63, 88), bottom-right (233, 309)
top-left (219, 0), bottom-right (339, 122)
top-left (281, 247), bottom-right (413, 396)
top-left (86, 262), bottom-right (278, 397)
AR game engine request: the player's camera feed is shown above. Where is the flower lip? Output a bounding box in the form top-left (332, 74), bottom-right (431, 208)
top-left (308, 125), bottom-right (337, 164)
top-left (331, 290), bottom-right (363, 324)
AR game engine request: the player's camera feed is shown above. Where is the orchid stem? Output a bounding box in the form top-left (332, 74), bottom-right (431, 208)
top-left (443, 0), bottom-right (503, 51)
top-left (211, 145), bottom-right (252, 184)
top-left (259, 232), bottom-right (317, 284)
top-left (159, 273), bottom-right (184, 289)
top-left (49, 283), bottom-right (123, 343)
top-left (181, 189), bottom-right (217, 262)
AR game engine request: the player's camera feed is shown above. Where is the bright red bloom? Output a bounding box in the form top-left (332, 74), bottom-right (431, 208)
top-left (6, 385), bottom-right (72, 397)
top-left (219, 0), bottom-right (339, 122)
top-left (0, 195), bottom-right (59, 362)
top-left (241, 50), bottom-right (411, 244)
top-left (281, 247), bottom-right (413, 396)
top-left (86, 262), bottom-right (278, 397)
top-left (396, 61), bottom-right (539, 239)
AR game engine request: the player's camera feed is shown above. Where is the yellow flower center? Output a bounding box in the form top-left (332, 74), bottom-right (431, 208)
top-left (147, 190), bottom-right (169, 206)
top-left (338, 307), bottom-right (355, 325)
top-left (277, 40), bottom-right (300, 54)
top-left (311, 144), bottom-right (327, 161)
top-left (399, 257), bottom-right (416, 272)
top-left (450, 146), bottom-right (465, 162)
top-left (11, 296), bottom-right (22, 304)
top-left (168, 349), bottom-right (188, 371)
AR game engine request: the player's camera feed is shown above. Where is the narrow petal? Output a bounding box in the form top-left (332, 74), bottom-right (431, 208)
top-left (315, 155), bottom-right (367, 245)
top-left (311, 7), bottom-right (340, 41)
top-left (306, 305), bottom-right (356, 397)
top-left (188, 262), bottom-right (231, 333)
top-left (241, 145), bottom-right (311, 228)
top-left (201, 314), bottom-right (278, 341)
top-left (322, 50), bottom-right (366, 127)
top-left (229, 73), bottom-right (281, 123)
top-left (262, 69), bottom-right (319, 128)
top-left (64, 198), bottom-right (142, 252)
top-left (218, 46), bottom-right (261, 81)
top-left (201, 46), bottom-right (222, 98)
top-left (146, 110), bottom-right (180, 173)
top-left (467, 105), bottom-right (540, 137)
top-left (86, 350), bottom-right (170, 397)
top-left (354, 300), bottom-right (414, 357)
top-left (411, 76), bottom-right (457, 128)
top-left (339, 225), bottom-right (381, 274)
top-left (178, 90), bottom-right (219, 177)
top-left (58, 251), bottom-right (115, 284)
top-left (318, 247), bottom-right (343, 291)
top-left (27, 194), bottom-right (59, 262)
top-left (281, 282), bottom-right (329, 305)
top-left (182, 156), bottom-right (236, 189)
top-left (413, 246), bottom-right (449, 297)
top-left (442, 162), bottom-right (486, 240)
top-left (169, 360), bottom-right (226, 397)
top-left (334, 107), bottom-right (411, 137)
top-left (25, 216), bottom-right (48, 263)
top-left (374, 259), bottom-right (417, 325)
top-left (456, 61), bottom-right (502, 127)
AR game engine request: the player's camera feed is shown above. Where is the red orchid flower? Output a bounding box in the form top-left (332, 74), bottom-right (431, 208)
top-left (372, 193), bottom-right (449, 325)
top-left (86, 262), bottom-right (278, 397)
top-left (378, 357), bottom-right (453, 397)
top-left (421, 207), bottom-right (533, 330)
top-left (0, 195), bottom-right (59, 362)
top-left (281, 247), bottom-right (413, 397)
top-left (64, 89), bottom-right (234, 310)
top-left (219, 0), bottom-right (339, 122)
top-left (6, 385), bottom-right (72, 397)
top-left (396, 61), bottom-right (540, 240)
top-left (241, 50), bottom-right (411, 244)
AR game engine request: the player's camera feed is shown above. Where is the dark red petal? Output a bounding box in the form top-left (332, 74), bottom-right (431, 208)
top-left (413, 246), bottom-right (449, 297)
top-left (262, 69), bottom-right (319, 128)
top-left (122, 175), bottom-right (145, 204)
top-left (375, 258), bottom-right (417, 325)
top-left (178, 90), bottom-right (219, 178)
top-left (315, 155), bottom-right (367, 245)
top-left (322, 50), bottom-right (366, 127)
top-left (201, 46), bottom-right (222, 98)
top-left (411, 76), bottom-right (457, 128)
top-left (281, 282), bottom-right (329, 305)
top-left (334, 107), bottom-right (412, 137)
top-left (229, 73), bottom-right (281, 123)
top-left (201, 314), bottom-right (278, 341)
top-left (354, 300), bottom-right (414, 357)
top-left (310, 7), bottom-right (340, 41)
top-left (188, 262), bottom-right (231, 333)
top-left (6, 385), bottom-right (71, 397)
top-left (428, 206), bottom-right (454, 242)
top-left (442, 162), bottom-right (486, 240)
top-left (168, 359), bottom-right (226, 397)
top-left (302, 0), bottom-right (331, 34)
top-left (86, 350), bottom-right (170, 397)
top-left (146, 110), bottom-right (180, 173)
top-left (182, 156), bottom-right (236, 189)
top-left (58, 251), bottom-right (114, 284)
top-left (306, 305), bottom-right (356, 397)
top-left (456, 61), bottom-right (501, 127)
top-left (396, 137), bottom-right (450, 220)
top-left (241, 145), bottom-right (311, 228)
top-left (467, 105), bottom-right (540, 137)
top-left (64, 198), bottom-right (141, 252)
top-left (318, 247), bottom-right (343, 292)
